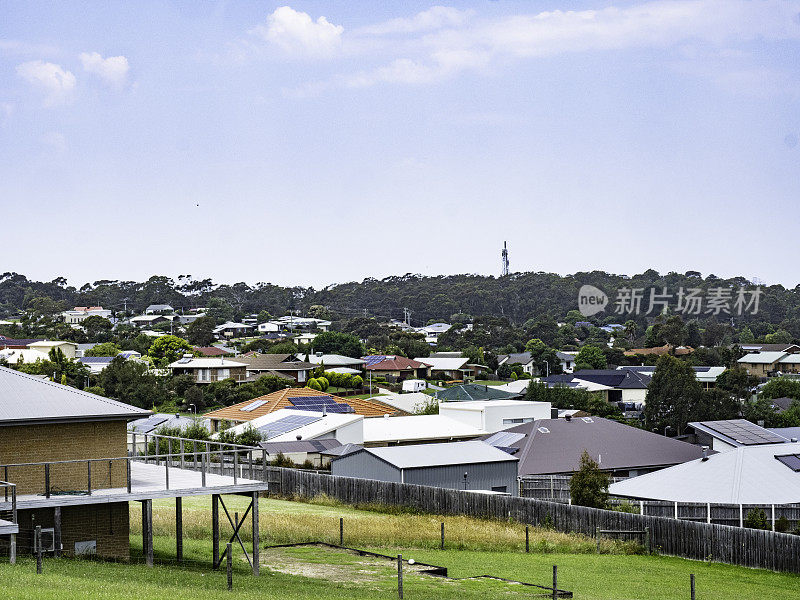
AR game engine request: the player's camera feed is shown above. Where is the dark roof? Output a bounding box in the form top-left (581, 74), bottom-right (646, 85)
top-left (770, 397), bottom-right (798, 412)
top-left (483, 417), bottom-right (705, 476)
top-left (258, 439), bottom-right (342, 454)
top-left (541, 369), bottom-right (650, 389)
top-left (502, 352), bottom-right (532, 365)
top-left (436, 383), bottom-right (521, 402)
top-left (0, 365), bottom-right (150, 426)
top-left (688, 419), bottom-right (788, 446)
top-left (79, 357), bottom-right (115, 364)
top-left (740, 343), bottom-right (800, 353)
top-left (234, 353), bottom-right (314, 371)
top-left (0, 336), bottom-right (45, 348)
top-left (320, 443), bottom-right (363, 457)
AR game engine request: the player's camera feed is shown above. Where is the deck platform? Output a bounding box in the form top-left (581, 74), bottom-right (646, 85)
top-left (0, 518), bottom-right (18, 535)
top-left (0, 461), bottom-right (269, 511)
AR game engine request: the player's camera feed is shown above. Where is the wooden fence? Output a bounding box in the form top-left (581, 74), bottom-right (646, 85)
top-left (264, 466), bottom-right (800, 574)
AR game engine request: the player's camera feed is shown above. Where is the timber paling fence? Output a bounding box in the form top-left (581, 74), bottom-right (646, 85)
top-left (521, 475), bottom-right (800, 529)
top-left (263, 467), bottom-right (800, 574)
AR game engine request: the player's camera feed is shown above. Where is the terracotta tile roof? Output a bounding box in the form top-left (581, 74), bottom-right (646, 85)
top-left (204, 387), bottom-right (404, 422)
top-left (364, 356), bottom-right (430, 371)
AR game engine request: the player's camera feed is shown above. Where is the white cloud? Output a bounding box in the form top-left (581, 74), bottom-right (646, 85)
top-left (356, 6), bottom-right (473, 35)
top-left (80, 52), bottom-right (130, 89)
top-left (16, 60), bottom-right (76, 106)
top-left (251, 6), bottom-right (343, 58)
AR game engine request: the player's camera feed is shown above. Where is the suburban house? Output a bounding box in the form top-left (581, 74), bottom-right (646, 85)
top-left (414, 354), bottom-right (489, 381)
top-left (363, 355), bottom-right (431, 381)
top-left (62, 306), bottom-right (112, 324)
top-left (539, 369), bottom-right (650, 405)
top-left (497, 352), bottom-right (535, 375)
top-left (78, 352), bottom-right (143, 375)
top-left (0, 340), bottom-right (79, 364)
top-left (223, 408), bottom-right (364, 446)
top-left (262, 316), bottom-right (332, 332)
top-left (129, 314), bottom-right (172, 328)
top-left (738, 351), bottom-right (800, 378)
top-left (213, 321), bottom-right (254, 339)
top-left (623, 344), bottom-right (694, 357)
top-left (439, 399), bottom-right (551, 431)
top-left (0, 336), bottom-right (43, 349)
top-left (232, 353), bottom-right (314, 383)
top-left (203, 388), bottom-right (401, 433)
top-left (739, 343), bottom-right (800, 354)
top-left (610, 439), bottom-right (800, 504)
top-left (167, 355), bottom-right (248, 384)
top-left (556, 351), bottom-right (578, 374)
top-left (436, 383), bottom-right (522, 402)
top-left (685, 419), bottom-right (790, 453)
top-left (293, 332), bottom-right (317, 346)
top-left (414, 322), bottom-right (451, 345)
top-left (144, 304), bottom-right (174, 314)
top-left (331, 441), bottom-right (519, 494)
top-left (193, 346), bottom-right (231, 357)
top-left (301, 353), bottom-right (366, 370)
top-left (619, 365), bottom-right (726, 390)
top-left (483, 416), bottom-right (705, 478)
top-left (257, 439), bottom-right (345, 467)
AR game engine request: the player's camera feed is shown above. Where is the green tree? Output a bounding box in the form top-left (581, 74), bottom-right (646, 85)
top-left (311, 331), bottom-right (364, 358)
top-left (739, 326), bottom-right (755, 344)
top-left (716, 366), bottom-right (758, 404)
top-left (186, 315), bottom-right (217, 347)
top-left (643, 355), bottom-right (704, 434)
top-left (82, 315), bottom-right (113, 341)
top-left (85, 342), bottom-right (122, 357)
top-left (575, 345), bottom-right (607, 370)
top-left (307, 378), bottom-right (322, 391)
top-left (760, 377), bottom-right (800, 401)
top-left (148, 335), bottom-right (194, 366)
top-left (765, 329), bottom-right (793, 344)
top-left (570, 450), bottom-right (609, 509)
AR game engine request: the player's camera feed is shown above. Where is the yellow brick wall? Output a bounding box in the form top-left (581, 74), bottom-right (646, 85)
top-left (10, 502), bottom-right (130, 560)
top-left (0, 421), bottom-right (128, 495)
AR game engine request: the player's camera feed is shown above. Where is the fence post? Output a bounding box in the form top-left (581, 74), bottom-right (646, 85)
top-left (226, 542), bottom-right (233, 591)
top-left (596, 526), bottom-right (601, 553)
top-left (552, 565), bottom-right (557, 600)
top-left (397, 554), bottom-right (403, 599)
top-left (645, 527), bottom-right (650, 555)
top-left (674, 501), bottom-right (678, 520)
top-left (525, 526), bottom-right (529, 553)
top-left (690, 574), bottom-right (695, 600)
top-left (340, 517), bottom-right (344, 545)
top-left (771, 504), bottom-right (775, 531)
top-left (441, 522), bottom-right (445, 550)
top-left (35, 526), bottom-right (42, 574)
top-left (639, 500), bottom-right (644, 516)
top-left (262, 450), bottom-right (268, 483)
top-left (739, 504), bottom-right (743, 528)
top-left (706, 503), bottom-right (711, 524)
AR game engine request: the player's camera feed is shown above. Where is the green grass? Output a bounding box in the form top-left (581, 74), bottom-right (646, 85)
top-left (2, 496), bottom-right (798, 599)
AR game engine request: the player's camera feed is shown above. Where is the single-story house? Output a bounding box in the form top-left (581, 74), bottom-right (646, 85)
top-left (301, 353), bottom-right (366, 370)
top-left (556, 351), bottom-right (578, 374)
top-left (257, 439), bottom-right (345, 467)
top-left (232, 353), bottom-right (314, 383)
top-left (685, 419), bottom-right (790, 453)
top-left (539, 369), bottom-right (650, 405)
top-left (497, 352), bottom-right (535, 375)
top-left (145, 304), bottom-right (174, 314)
top-left (331, 440), bottom-right (518, 494)
top-left (167, 355), bottom-right (248, 384)
top-left (363, 355), bottom-right (431, 381)
top-left (223, 407), bottom-right (364, 444)
top-left (618, 365), bottom-right (726, 390)
top-left (483, 416), bottom-right (705, 478)
top-left (129, 314), bottom-right (172, 328)
top-left (738, 352), bottom-right (800, 378)
top-left (213, 321), bottom-right (254, 339)
top-left (413, 356), bottom-right (489, 381)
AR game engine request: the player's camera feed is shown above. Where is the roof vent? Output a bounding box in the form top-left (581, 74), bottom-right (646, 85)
top-left (296, 434), bottom-right (302, 440)
top-left (701, 446), bottom-right (709, 462)
top-left (537, 427), bottom-right (550, 434)
top-left (792, 438), bottom-right (798, 443)
top-left (581, 417), bottom-right (594, 423)
top-left (565, 414), bottom-right (572, 422)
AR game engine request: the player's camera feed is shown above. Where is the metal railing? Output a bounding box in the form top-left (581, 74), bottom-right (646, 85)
top-left (0, 480), bottom-right (17, 524)
top-left (0, 435), bottom-right (268, 501)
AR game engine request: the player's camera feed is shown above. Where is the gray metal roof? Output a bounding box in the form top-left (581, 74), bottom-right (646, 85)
top-left (258, 439), bottom-right (342, 454)
top-left (688, 419), bottom-right (788, 447)
top-left (484, 417), bottom-right (705, 476)
top-left (0, 366), bottom-right (150, 426)
top-left (340, 440), bottom-right (517, 469)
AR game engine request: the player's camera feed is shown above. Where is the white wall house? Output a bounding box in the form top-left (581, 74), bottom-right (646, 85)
top-left (439, 399), bottom-right (552, 433)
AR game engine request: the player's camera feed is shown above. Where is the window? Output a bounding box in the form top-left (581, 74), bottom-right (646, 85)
top-left (491, 486), bottom-right (507, 493)
top-left (776, 454), bottom-right (800, 471)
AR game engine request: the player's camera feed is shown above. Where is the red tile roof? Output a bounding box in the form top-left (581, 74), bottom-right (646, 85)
top-left (364, 356), bottom-right (431, 371)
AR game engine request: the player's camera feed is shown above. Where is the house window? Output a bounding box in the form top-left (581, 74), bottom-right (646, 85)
top-left (491, 486), bottom-right (507, 493)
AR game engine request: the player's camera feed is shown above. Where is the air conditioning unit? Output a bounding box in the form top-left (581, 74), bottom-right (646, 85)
top-left (34, 527), bottom-right (55, 553)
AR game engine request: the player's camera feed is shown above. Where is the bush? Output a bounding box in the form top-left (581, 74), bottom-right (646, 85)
top-left (570, 450), bottom-right (609, 509)
top-left (775, 515), bottom-right (791, 533)
top-left (351, 375), bottom-right (363, 388)
top-left (317, 376), bottom-right (329, 392)
top-left (307, 378), bottom-right (322, 391)
top-left (743, 508), bottom-right (770, 530)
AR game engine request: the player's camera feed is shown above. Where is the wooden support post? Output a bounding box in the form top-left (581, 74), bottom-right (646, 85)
top-left (9, 534), bottom-right (16, 565)
top-left (707, 503), bottom-right (711, 524)
top-left (131, 433), bottom-right (137, 457)
top-left (690, 574), bottom-right (695, 600)
top-left (212, 494), bottom-right (220, 569)
top-left (252, 492), bottom-right (260, 576)
top-left (53, 507), bottom-right (62, 558)
top-left (44, 464), bottom-right (50, 499)
top-left (552, 565), bottom-right (558, 600)
top-left (180, 439), bottom-right (185, 470)
top-left (674, 501), bottom-right (678, 520)
top-left (233, 452), bottom-right (238, 484)
top-left (201, 454), bottom-right (207, 487)
top-left (126, 458), bottom-right (132, 493)
top-left (143, 499), bottom-right (153, 567)
top-left (397, 554), bottom-right (403, 599)
top-left (645, 527), bottom-right (651, 555)
top-left (35, 526), bottom-right (42, 574)
top-left (176, 497), bottom-right (183, 563)
top-left (262, 450), bottom-right (268, 482)
top-left (639, 500), bottom-right (644, 516)
top-left (525, 526), bottom-right (529, 553)
top-left (227, 542), bottom-right (233, 591)
top-left (340, 517), bottom-right (344, 545)
top-left (248, 451), bottom-right (254, 480)
top-left (441, 522), bottom-right (445, 550)
top-left (144, 434), bottom-right (149, 462)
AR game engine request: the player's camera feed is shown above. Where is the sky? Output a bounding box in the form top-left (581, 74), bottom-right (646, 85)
top-left (1, 1), bottom-right (800, 289)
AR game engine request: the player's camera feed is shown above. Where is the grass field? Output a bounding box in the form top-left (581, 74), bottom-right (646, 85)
top-left (2, 496), bottom-right (798, 599)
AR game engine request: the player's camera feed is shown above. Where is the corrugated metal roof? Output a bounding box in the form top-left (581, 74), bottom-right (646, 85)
top-left (610, 442), bottom-right (800, 504)
top-left (348, 440), bottom-right (517, 469)
top-left (738, 351), bottom-right (787, 364)
top-left (0, 366), bottom-right (150, 425)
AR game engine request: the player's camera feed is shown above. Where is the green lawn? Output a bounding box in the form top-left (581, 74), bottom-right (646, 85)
top-left (2, 496), bottom-right (797, 599)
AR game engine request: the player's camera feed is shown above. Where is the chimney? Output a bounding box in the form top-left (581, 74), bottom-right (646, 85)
top-left (565, 414), bottom-right (572, 422)
top-left (701, 446), bottom-right (709, 461)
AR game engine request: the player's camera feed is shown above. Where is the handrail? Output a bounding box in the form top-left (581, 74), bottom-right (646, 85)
top-left (127, 431), bottom-right (258, 452)
top-left (0, 480), bottom-right (17, 523)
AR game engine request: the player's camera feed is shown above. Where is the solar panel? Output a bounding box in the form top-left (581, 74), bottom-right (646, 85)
top-left (240, 399), bottom-right (268, 412)
top-left (257, 414), bottom-right (321, 440)
top-left (129, 416), bottom-right (169, 433)
top-left (702, 420), bottom-right (787, 446)
top-left (775, 454), bottom-right (800, 472)
top-left (288, 396), bottom-right (355, 413)
top-left (363, 355), bottom-right (387, 366)
top-left (177, 357), bottom-right (192, 364)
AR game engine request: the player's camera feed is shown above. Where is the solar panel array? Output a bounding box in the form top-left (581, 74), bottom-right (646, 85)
top-left (240, 399), bottom-right (268, 412)
top-left (363, 355), bottom-right (388, 366)
top-left (130, 415), bottom-right (171, 433)
top-left (703, 420), bottom-right (787, 445)
top-left (257, 414), bottom-right (321, 440)
top-left (775, 454), bottom-right (800, 472)
top-left (484, 431), bottom-right (526, 447)
top-left (288, 396), bottom-right (355, 413)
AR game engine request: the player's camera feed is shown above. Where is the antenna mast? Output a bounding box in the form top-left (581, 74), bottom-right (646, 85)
top-left (501, 241), bottom-right (509, 276)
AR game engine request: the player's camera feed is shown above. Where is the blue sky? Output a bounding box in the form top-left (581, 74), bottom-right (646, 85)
top-left (1, 1), bottom-right (799, 288)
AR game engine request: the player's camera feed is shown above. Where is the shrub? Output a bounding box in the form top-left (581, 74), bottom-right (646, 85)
top-left (317, 376), bottom-right (329, 392)
top-left (570, 450), bottom-right (609, 509)
top-left (743, 508), bottom-right (770, 530)
top-left (351, 375), bottom-right (363, 388)
top-left (775, 515), bottom-right (791, 533)
top-left (307, 378), bottom-right (322, 391)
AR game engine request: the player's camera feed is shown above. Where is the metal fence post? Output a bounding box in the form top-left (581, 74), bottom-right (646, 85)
top-left (227, 542), bottom-right (233, 591)
top-left (397, 554), bottom-right (403, 599)
top-left (340, 517), bottom-right (344, 545)
top-left (552, 565), bottom-right (557, 600)
top-left (35, 526), bottom-right (42, 574)
top-left (441, 522), bottom-right (445, 550)
top-left (526, 526), bottom-right (529, 553)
